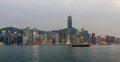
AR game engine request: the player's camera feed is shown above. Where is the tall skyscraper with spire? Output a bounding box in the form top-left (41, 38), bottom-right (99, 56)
top-left (66, 15), bottom-right (72, 45)
top-left (67, 15), bottom-right (72, 28)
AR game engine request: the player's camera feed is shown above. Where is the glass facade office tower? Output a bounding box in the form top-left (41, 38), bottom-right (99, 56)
top-left (67, 15), bottom-right (72, 28)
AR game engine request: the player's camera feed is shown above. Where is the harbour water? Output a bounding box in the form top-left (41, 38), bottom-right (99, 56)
top-left (0, 45), bottom-right (120, 62)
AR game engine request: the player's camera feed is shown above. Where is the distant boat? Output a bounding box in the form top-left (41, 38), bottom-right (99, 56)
top-left (72, 42), bottom-right (90, 47)
top-left (99, 42), bottom-right (109, 45)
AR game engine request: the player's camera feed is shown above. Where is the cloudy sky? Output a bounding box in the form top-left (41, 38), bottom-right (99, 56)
top-left (0, 0), bottom-right (120, 37)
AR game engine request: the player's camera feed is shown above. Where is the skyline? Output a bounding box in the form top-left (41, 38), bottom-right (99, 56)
top-left (0, 0), bottom-right (120, 37)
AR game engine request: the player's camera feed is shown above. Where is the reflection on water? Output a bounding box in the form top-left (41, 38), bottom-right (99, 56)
top-left (32, 45), bottom-right (39, 62)
top-left (0, 45), bottom-right (120, 62)
top-left (90, 45), bottom-right (120, 62)
top-left (110, 45), bottom-right (115, 62)
top-left (91, 45), bottom-right (99, 62)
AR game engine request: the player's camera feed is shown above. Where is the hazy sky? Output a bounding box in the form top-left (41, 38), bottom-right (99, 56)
top-left (0, 0), bottom-right (120, 37)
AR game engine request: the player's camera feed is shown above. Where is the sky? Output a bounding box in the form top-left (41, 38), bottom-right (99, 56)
top-left (0, 0), bottom-right (120, 37)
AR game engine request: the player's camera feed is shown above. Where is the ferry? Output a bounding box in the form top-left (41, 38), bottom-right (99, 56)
top-left (72, 42), bottom-right (90, 47)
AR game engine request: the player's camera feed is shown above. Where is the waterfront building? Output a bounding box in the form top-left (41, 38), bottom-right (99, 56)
top-left (96, 35), bottom-right (102, 44)
top-left (81, 28), bottom-right (85, 32)
top-left (73, 31), bottom-right (80, 44)
top-left (2, 30), bottom-right (6, 44)
top-left (44, 33), bottom-right (48, 45)
top-left (55, 33), bottom-right (59, 44)
top-left (23, 36), bottom-right (28, 45)
top-left (0, 35), bottom-right (3, 42)
top-left (47, 32), bottom-right (54, 45)
top-left (39, 33), bottom-right (48, 45)
top-left (115, 38), bottom-right (120, 44)
top-left (35, 34), bottom-right (41, 45)
top-left (110, 35), bottom-right (115, 44)
top-left (2, 30), bottom-right (6, 36)
top-left (102, 35), bottom-right (116, 44)
top-left (80, 28), bottom-right (90, 42)
top-left (18, 34), bottom-right (23, 45)
top-left (105, 35), bottom-right (110, 42)
top-left (91, 33), bottom-right (97, 44)
top-left (32, 32), bottom-right (36, 45)
top-left (26, 25), bottom-right (30, 38)
top-left (7, 30), bottom-right (12, 45)
top-left (13, 31), bottom-right (18, 45)
top-left (23, 26), bottom-right (31, 45)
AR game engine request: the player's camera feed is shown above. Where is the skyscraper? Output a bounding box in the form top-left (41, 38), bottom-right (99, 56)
top-left (26, 25), bottom-right (30, 37)
top-left (23, 25), bottom-right (31, 45)
top-left (67, 15), bottom-right (72, 28)
top-left (66, 15), bottom-right (72, 44)
top-left (2, 30), bottom-right (6, 44)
